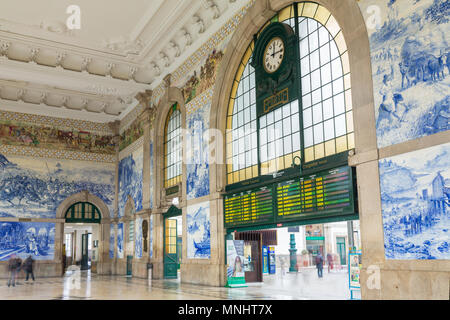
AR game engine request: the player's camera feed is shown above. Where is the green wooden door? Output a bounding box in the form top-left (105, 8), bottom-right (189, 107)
top-left (126, 255), bottom-right (133, 276)
top-left (81, 233), bottom-right (89, 270)
top-left (164, 218), bottom-right (178, 279)
top-left (336, 237), bottom-right (346, 265)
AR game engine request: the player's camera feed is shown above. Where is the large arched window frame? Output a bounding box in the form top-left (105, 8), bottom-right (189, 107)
top-left (65, 202), bottom-right (101, 223)
top-left (226, 2), bottom-right (354, 185)
top-left (164, 103), bottom-right (182, 189)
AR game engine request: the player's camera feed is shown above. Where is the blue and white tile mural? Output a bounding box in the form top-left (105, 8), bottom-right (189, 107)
top-left (118, 147), bottom-right (143, 218)
top-left (0, 222), bottom-right (55, 261)
top-left (109, 224), bottom-right (115, 259)
top-left (135, 217), bottom-right (143, 259)
top-left (186, 102), bottom-right (211, 200)
top-left (0, 153), bottom-right (114, 218)
top-left (359, 0), bottom-right (449, 148)
top-left (149, 142), bottom-right (154, 209)
top-left (117, 223), bottom-right (124, 259)
top-left (187, 201), bottom-right (211, 259)
top-left (379, 143), bottom-right (450, 260)
top-left (149, 215), bottom-right (153, 259)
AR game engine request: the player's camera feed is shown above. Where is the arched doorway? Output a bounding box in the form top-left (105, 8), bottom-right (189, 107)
top-left (210, 0), bottom-right (371, 295)
top-left (57, 191), bottom-right (111, 275)
top-left (64, 202), bottom-right (102, 271)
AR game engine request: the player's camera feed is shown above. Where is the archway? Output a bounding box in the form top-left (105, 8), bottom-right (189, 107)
top-left (57, 191), bottom-right (111, 274)
top-left (209, 0), bottom-right (374, 293)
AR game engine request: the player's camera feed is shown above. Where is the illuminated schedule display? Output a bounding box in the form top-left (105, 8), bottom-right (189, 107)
top-left (224, 186), bottom-right (274, 228)
top-left (277, 166), bottom-right (354, 220)
top-left (224, 166), bottom-right (356, 229)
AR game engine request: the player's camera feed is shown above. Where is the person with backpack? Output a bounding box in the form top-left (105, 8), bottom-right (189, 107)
top-left (316, 252), bottom-right (324, 278)
top-left (23, 255), bottom-right (35, 282)
top-left (7, 254), bottom-right (22, 287)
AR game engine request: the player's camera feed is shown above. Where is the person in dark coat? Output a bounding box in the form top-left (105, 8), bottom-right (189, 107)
top-left (316, 253), bottom-right (324, 278)
top-left (23, 255), bottom-right (35, 282)
top-left (7, 254), bottom-right (22, 287)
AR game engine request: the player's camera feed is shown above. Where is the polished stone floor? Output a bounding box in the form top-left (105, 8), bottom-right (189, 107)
top-left (0, 267), bottom-right (350, 300)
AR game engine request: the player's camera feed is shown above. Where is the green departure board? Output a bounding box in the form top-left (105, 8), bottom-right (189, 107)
top-left (224, 186), bottom-right (274, 228)
top-left (224, 166), bottom-right (356, 229)
top-left (277, 166), bottom-right (354, 220)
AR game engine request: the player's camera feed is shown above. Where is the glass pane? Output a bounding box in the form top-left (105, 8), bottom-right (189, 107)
top-left (301, 56), bottom-right (310, 74)
top-left (335, 114), bottom-right (347, 137)
top-left (302, 93), bottom-right (312, 109)
top-left (302, 75), bottom-right (311, 94)
top-left (324, 119), bottom-right (335, 141)
top-left (313, 123), bottom-right (324, 144)
top-left (304, 127), bottom-right (314, 147)
top-left (323, 98), bottom-right (334, 120)
top-left (313, 103), bottom-right (323, 124)
top-left (303, 108), bottom-right (312, 128)
top-left (309, 31), bottom-right (319, 52)
top-left (291, 100), bottom-right (299, 113)
top-left (321, 63), bottom-right (332, 85)
top-left (310, 50), bottom-right (320, 71)
top-left (334, 92), bottom-right (345, 115)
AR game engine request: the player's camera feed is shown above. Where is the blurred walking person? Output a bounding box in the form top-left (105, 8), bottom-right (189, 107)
top-left (24, 255), bottom-right (35, 282)
top-left (327, 253), bottom-right (333, 273)
top-left (7, 254), bottom-right (22, 287)
top-left (316, 253), bottom-right (324, 278)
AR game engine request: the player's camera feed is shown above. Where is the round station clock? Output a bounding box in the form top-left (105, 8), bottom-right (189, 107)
top-left (251, 22), bottom-right (299, 117)
top-left (263, 36), bottom-right (285, 74)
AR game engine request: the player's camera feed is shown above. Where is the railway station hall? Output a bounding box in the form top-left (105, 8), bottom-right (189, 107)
top-left (0, 0), bottom-right (448, 301)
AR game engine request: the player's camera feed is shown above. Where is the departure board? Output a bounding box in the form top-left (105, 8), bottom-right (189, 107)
top-left (224, 166), bottom-right (356, 229)
top-left (277, 166), bottom-right (354, 219)
top-left (224, 186), bottom-right (274, 228)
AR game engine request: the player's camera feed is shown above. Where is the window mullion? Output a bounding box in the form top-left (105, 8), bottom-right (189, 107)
top-left (294, 5), bottom-right (305, 171)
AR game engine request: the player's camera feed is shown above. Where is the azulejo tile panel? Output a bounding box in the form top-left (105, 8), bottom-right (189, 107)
top-left (186, 94), bottom-right (211, 201)
top-left (117, 223), bottom-right (124, 259)
top-left (134, 216), bottom-right (143, 259)
top-left (109, 224), bottom-right (115, 259)
top-left (0, 222), bottom-right (55, 261)
top-left (187, 201), bottom-right (211, 259)
top-left (118, 146), bottom-right (143, 218)
top-left (379, 142), bottom-right (450, 260)
top-left (358, 0), bottom-right (450, 148)
top-left (0, 153), bottom-right (115, 219)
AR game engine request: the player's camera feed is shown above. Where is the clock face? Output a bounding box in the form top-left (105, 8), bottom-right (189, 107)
top-left (263, 37), bottom-right (285, 74)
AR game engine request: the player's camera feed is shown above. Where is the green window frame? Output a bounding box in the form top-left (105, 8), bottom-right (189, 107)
top-left (65, 202), bottom-right (101, 223)
top-left (226, 2), bottom-right (354, 186)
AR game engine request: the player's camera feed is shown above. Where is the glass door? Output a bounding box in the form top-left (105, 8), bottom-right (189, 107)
top-left (81, 233), bottom-right (89, 270)
top-left (336, 237), bottom-right (346, 265)
top-left (164, 218), bottom-right (178, 279)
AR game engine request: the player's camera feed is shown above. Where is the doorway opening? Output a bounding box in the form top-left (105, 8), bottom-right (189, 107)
top-left (163, 206), bottom-right (182, 280)
top-left (63, 202), bottom-right (101, 273)
top-left (228, 220), bottom-right (361, 300)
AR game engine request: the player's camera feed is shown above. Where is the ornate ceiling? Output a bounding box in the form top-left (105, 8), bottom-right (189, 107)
top-left (0, 0), bottom-right (246, 123)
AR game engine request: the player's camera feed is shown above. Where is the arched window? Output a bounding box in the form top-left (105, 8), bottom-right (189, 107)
top-left (226, 2), bottom-right (353, 185)
top-left (65, 202), bottom-right (101, 223)
top-left (164, 103), bottom-right (182, 189)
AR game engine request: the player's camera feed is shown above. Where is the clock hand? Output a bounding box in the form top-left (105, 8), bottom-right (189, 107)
top-left (273, 49), bottom-right (284, 56)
